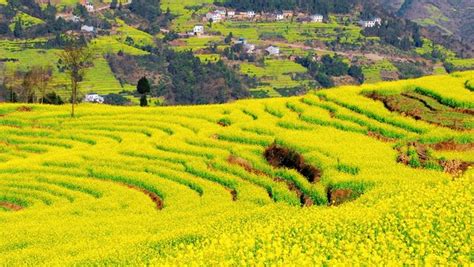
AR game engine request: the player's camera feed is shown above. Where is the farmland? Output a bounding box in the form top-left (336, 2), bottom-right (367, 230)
top-left (0, 71), bottom-right (472, 264)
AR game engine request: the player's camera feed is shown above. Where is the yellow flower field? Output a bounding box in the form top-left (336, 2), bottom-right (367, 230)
top-left (0, 71), bottom-right (472, 265)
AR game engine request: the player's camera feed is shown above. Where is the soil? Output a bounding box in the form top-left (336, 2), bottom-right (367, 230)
top-left (16, 106), bottom-right (32, 112)
top-left (396, 141), bottom-right (473, 178)
top-left (327, 188), bottom-right (354, 206)
top-left (367, 131), bottom-right (397, 142)
top-left (227, 155), bottom-right (266, 176)
top-left (264, 144), bottom-right (321, 183)
top-left (0, 202), bottom-right (23, 211)
top-left (429, 141), bottom-right (474, 151)
top-left (123, 183), bottom-right (164, 210)
top-left (273, 177), bottom-right (313, 207)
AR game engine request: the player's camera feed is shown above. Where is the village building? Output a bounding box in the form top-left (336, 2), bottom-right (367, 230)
top-left (215, 8), bottom-right (226, 16)
top-left (227, 10), bottom-right (236, 17)
top-left (56, 14), bottom-right (80, 23)
top-left (84, 93), bottom-right (104, 104)
top-left (206, 11), bottom-right (223, 23)
top-left (235, 37), bottom-right (247, 45)
top-left (243, 43), bottom-right (256, 54)
top-left (245, 10), bottom-right (255, 18)
top-left (282, 10), bottom-right (293, 18)
top-left (265, 45), bottom-right (280, 56)
top-left (81, 25), bottom-right (95, 33)
top-left (311, 14), bottom-right (324, 23)
top-left (359, 17), bottom-right (382, 28)
top-left (193, 24), bottom-right (205, 35)
top-left (275, 13), bottom-right (284, 21)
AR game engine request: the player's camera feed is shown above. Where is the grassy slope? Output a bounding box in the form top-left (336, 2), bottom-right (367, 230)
top-left (0, 71), bottom-right (472, 265)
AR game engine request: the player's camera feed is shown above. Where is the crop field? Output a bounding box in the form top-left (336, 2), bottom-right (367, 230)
top-left (211, 21), bottom-right (363, 44)
top-left (240, 59), bottom-right (309, 97)
top-left (0, 71), bottom-right (472, 264)
top-left (362, 59), bottom-right (398, 83)
top-left (0, 39), bottom-right (133, 98)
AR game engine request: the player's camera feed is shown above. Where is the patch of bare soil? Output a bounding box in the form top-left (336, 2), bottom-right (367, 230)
top-left (367, 131), bottom-right (397, 142)
top-left (227, 155), bottom-right (265, 176)
top-left (264, 144), bottom-right (322, 183)
top-left (440, 160), bottom-right (472, 178)
top-left (122, 183), bottom-right (163, 210)
top-left (273, 177), bottom-right (313, 207)
top-left (396, 141), bottom-right (473, 178)
top-left (429, 141), bottom-right (474, 151)
top-left (229, 189), bottom-right (238, 201)
top-left (16, 106), bottom-right (32, 112)
top-left (326, 188), bottom-right (354, 206)
top-left (0, 202), bottom-right (23, 211)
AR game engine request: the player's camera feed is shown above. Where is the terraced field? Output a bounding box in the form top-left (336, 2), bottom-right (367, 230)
top-left (0, 71), bottom-right (472, 265)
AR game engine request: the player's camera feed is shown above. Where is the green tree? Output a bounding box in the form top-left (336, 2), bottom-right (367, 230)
top-left (110, 0), bottom-right (118, 9)
top-left (224, 32), bottom-right (233, 44)
top-left (13, 18), bottom-right (23, 38)
top-left (137, 76), bottom-right (151, 107)
top-left (348, 65), bottom-right (364, 84)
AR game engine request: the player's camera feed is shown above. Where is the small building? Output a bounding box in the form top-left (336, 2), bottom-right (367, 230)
top-left (215, 8), bottom-right (226, 16)
top-left (243, 43), bottom-right (256, 54)
top-left (282, 10), bottom-right (293, 18)
top-left (56, 14), bottom-right (80, 23)
top-left (275, 13), bottom-right (284, 21)
top-left (81, 25), bottom-right (95, 33)
top-left (193, 24), bottom-right (205, 35)
top-left (311, 14), bottom-right (324, 23)
top-left (84, 93), bottom-right (104, 104)
top-left (265, 45), bottom-right (280, 56)
top-left (235, 37), bottom-right (247, 45)
top-left (359, 17), bottom-right (382, 28)
top-left (227, 10), bottom-right (236, 17)
top-left (245, 10), bottom-right (255, 18)
top-left (206, 11), bottom-right (223, 23)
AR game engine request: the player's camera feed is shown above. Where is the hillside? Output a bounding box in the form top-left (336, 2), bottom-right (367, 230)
top-left (377, 0), bottom-right (474, 49)
top-left (0, 71), bottom-right (472, 264)
top-left (1, 0), bottom-right (474, 105)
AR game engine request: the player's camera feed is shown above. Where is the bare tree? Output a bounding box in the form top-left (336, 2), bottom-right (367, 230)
top-left (58, 44), bottom-right (93, 117)
top-left (30, 66), bottom-right (53, 104)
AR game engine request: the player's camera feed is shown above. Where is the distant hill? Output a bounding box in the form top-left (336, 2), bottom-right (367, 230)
top-left (375, 0), bottom-right (474, 51)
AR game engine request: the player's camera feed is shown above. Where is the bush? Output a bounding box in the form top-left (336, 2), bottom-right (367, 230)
top-left (103, 94), bottom-right (131, 106)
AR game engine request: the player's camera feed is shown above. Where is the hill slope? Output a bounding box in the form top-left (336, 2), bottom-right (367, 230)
top-left (0, 71), bottom-right (472, 264)
top-left (377, 0), bottom-right (474, 46)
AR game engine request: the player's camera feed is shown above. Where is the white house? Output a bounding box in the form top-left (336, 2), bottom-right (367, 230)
top-left (275, 13), bottom-right (284, 21)
top-left (215, 9), bottom-right (226, 16)
top-left (359, 17), bottom-right (382, 28)
top-left (235, 37), bottom-right (247, 45)
top-left (193, 24), bottom-right (204, 35)
top-left (227, 10), bottom-right (236, 17)
top-left (56, 14), bottom-right (80, 23)
top-left (85, 2), bottom-right (94, 12)
top-left (245, 10), bottom-right (255, 18)
top-left (81, 25), bottom-right (95, 33)
top-left (243, 43), bottom-right (256, 54)
top-left (84, 93), bottom-right (104, 104)
top-left (265, 45), bottom-right (280, 56)
top-left (311, 14), bottom-right (324, 23)
top-left (206, 12), bottom-right (223, 23)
